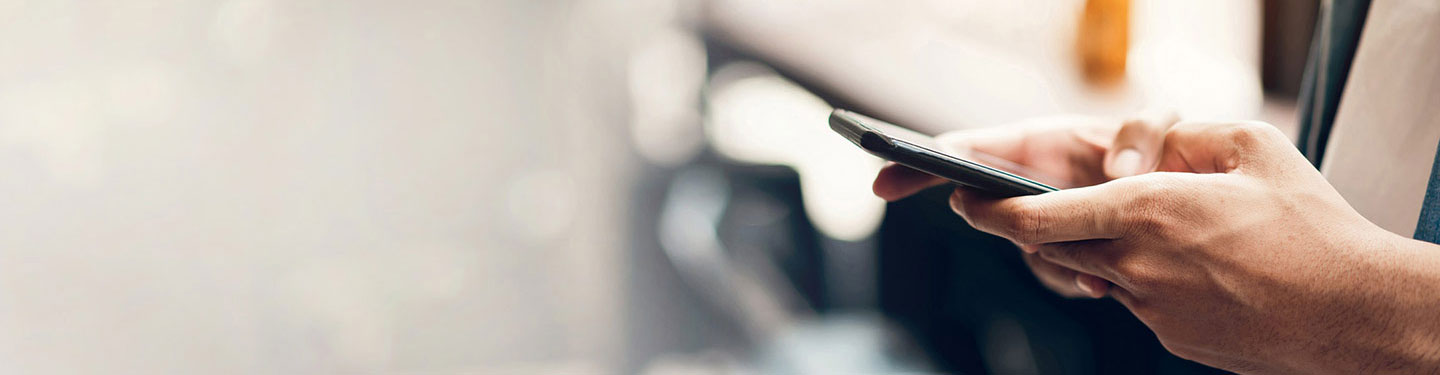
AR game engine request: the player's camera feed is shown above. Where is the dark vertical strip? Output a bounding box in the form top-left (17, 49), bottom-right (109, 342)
top-left (1294, 0), bottom-right (1373, 167)
top-left (1414, 140), bottom-right (1440, 244)
top-left (1294, 12), bottom-right (1322, 156)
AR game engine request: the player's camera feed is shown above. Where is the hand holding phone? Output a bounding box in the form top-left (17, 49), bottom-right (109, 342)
top-left (829, 109), bottom-right (1058, 197)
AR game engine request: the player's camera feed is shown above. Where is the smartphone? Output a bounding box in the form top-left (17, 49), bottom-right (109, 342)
top-left (829, 109), bottom-right (1058, 197)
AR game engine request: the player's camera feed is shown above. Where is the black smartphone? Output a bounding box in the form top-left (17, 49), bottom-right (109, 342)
top-left (829, 109), bottom-right (1058, 197)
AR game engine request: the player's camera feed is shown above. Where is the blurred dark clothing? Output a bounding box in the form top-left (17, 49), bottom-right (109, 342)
top-left (877, 187), bottom-right (1221, 374)
top-left (1296, 0), bottom-right (1372, 167)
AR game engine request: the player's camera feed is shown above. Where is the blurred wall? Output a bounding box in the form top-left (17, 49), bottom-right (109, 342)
top-left (0, 0), bottom-right (633, 373)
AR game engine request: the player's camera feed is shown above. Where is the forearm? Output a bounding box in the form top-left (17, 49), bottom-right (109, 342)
top-left (1326, 233), bottom-right (1440, 374)
top-left (1378, 236), bottom-right (1440, 373)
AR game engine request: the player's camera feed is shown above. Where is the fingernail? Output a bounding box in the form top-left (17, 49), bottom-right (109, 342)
top-left (1075, 276), bottom-right (1096, 297)
top-left (1112, 148), bottom-right (1144, 177)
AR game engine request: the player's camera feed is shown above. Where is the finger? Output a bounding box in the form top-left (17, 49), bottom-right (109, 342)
top-left (1155, 120), bottom-right (1294, 174)
top-left (1021, 250), bottom-right (1109, 299)
top-left (1032, 239), bottom-right (1122, 283)
top-left (934, 115), bottom-right (1109, 162)
top-left (1022, 250), bottom-right (1084, 297)
top-left (935, 128), bottom-right (1026, 162)
top-left (1104, 109), bottom-right (1178, 179)
top-left (949, 184), bottom-right (1127, 245)
top-left (1106, 283), bottom-right (1138, 308)
top-left (873, 163), bottom-right (946, 201)
top-left (1075, 273), bottom-right (1110, 298)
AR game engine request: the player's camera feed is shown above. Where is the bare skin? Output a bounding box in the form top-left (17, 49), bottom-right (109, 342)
top-left (876, 111), bottom-right (1179, 298)
top-left (874, 119), bottom-right (1440, 374)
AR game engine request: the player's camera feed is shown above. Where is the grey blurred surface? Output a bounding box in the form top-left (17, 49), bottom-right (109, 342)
top-left (0, 0), bottom-right (635, 373)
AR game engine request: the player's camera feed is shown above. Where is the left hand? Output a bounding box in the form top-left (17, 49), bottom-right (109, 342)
top-left (875, 112), bottom-right (1177, 298)
top-left (949, 121), bottom-right (1440, 373)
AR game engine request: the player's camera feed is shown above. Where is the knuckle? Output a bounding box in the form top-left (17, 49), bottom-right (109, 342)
top-left (1003, 203), bottom-right (1044, 244)
top-left (1126, 205), bottom-right (1171, 238)
top-left (1127, 182), bottom-right (1168, 208)
top-left (1222, 121), bottom-right (1282, 147)
top-left (1236, 120), bottom-right (1282, 136)
top-left (1119, 176), bottom-right (1176, 234)
top-left (1111, 257), bottom-right (1157, 287)
top-left (1220, 123), bottom-right (1258, 145)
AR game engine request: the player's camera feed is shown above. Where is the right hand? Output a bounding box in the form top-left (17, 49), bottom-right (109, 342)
top-left (872, 111), bottom-right (1178, 298)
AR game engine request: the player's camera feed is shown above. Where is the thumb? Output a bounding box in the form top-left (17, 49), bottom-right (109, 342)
top-left (1104, 110), bottom-right (1179, 179)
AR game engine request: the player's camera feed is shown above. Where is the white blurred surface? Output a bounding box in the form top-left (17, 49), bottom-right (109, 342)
top-left (704, 64), bottom-right (885, 241)
top-left (704, 0), bottom-right (1265, 132)
top-left (0, 1), bottom-right (629, 373)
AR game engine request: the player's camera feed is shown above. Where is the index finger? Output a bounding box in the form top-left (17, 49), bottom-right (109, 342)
top-left (873, 162), bottom-right (946, 201)
top-left (948, 180), bottom-right (1133, 245)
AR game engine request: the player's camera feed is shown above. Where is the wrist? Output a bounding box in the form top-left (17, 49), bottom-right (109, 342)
top-left (1330, 230), bottom-right (1440, 374)
top-left (1379, 233), bottom-right (1440, 372)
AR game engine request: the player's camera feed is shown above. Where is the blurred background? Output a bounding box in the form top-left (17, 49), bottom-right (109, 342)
top-left (0, 0), bottom-right (1317, 373)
